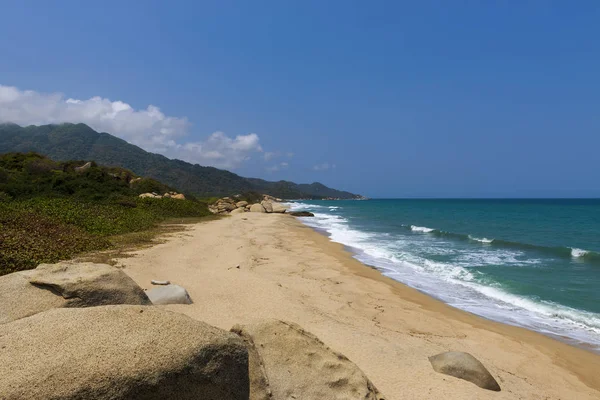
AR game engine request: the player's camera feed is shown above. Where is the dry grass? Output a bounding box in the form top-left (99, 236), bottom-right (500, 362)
top-left (75, 215), bottom-right (223, 266)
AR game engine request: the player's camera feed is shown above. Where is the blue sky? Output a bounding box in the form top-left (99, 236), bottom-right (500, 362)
top-left (1, 1), bottom-right (599, 197)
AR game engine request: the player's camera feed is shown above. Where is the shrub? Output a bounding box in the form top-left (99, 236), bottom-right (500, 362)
top-left (0, 153), bottom-right (212, 275)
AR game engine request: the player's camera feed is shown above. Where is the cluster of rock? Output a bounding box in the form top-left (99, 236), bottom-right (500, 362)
top-left (0, 262), bottom-right (501, 398)
top-left (138, 191), bottom-right (186, 200)
top-left (209, 195), bottom-right (287, 215)
top-left (0, 262), bottom-right (388, 399)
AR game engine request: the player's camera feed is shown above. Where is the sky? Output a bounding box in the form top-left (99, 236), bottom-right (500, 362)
top-left (0, 1), bottom-right (599, 198)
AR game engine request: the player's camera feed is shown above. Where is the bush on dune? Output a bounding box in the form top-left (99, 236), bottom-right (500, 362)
top-left (0, 152), bottom-right (212, 275)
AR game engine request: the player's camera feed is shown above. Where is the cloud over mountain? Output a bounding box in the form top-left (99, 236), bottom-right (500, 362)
top-left (0, 84), bottom-right (263, 169)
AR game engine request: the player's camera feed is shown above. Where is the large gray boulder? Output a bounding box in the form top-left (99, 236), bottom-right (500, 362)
top-left (0, 306), bottom-right (249, 400)
top-left (232, 320), bottom-right (385, 400)
top-left (0, 262), bottom-right (150, 324)
top-left (230, 207), bottom-right (246, 215)
top-left (249, 204), bottom-right (266, 213)
top-left (146, 284), bottom-right (193, 305)
top-left (429, 351), bottom-right (501, 391)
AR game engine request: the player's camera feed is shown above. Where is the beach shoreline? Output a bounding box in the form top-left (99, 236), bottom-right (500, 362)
top-left (118, 213), bottom-right (600, 399)
top-left (309, 219), bottom-right (600, 354)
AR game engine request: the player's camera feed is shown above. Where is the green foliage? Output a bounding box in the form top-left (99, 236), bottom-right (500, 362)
top-left (0, 203), bottom-right (111, 274)
top-left (130, 177), bottom-right (172, 196)
top-left (237, 191), bottom-right (264, 204)
top-left (0, 152), bottom-right (211, 275)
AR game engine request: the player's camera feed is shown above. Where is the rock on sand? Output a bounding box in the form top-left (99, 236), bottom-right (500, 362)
top-left (232, 319), bottom-right (385, 400)
top-left (0, 262), bottom-right (150, 324)
top-left (146, 284), bottom-right (193, 305)
top-left (0, 306), bottom-right (249, 400)
top-left (429, 351), bottom-right (501, 391)
top-left (250, 204), bottom-right (266, 213)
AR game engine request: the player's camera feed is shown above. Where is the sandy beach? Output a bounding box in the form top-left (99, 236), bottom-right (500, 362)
top-left (118, 213), bottom-right (600, 399)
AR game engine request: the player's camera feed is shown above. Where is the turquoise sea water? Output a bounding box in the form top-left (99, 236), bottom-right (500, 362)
top-left (286, 199), bottom-right (600, 350)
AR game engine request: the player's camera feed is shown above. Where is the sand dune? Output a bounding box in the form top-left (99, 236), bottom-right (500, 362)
top-left (119, 213), bottom-right (600, 399)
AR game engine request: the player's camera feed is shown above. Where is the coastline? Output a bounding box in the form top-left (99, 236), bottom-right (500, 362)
top-left (310, 220), bottom-right (600, 354)
top-left (118, 213), bottom-right (600, 399)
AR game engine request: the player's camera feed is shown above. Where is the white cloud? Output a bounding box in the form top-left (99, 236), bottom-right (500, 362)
top-left (176, 131), bottom-right (262, 169)
top-left (266, 161), bottom-right (290, 173)
top-left (313, 162), bottom-right (336, 171)
top-left (0, 84), bottom-right (265, 169)
top-left (264, 151), bottom-right (276, 161)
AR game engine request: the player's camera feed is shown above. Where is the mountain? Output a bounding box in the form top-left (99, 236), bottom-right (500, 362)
top-left (0, 123), bottom-right (362, 199)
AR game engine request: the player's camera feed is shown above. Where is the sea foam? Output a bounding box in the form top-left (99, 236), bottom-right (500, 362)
top-left (287, 200), bottom-right (600, 351)
top-left (410, 225), bottom-right (435, 233)
top-left (571, 248), bottom-right (589, 258)
top-left (469, 235), bottom-right (494, 244)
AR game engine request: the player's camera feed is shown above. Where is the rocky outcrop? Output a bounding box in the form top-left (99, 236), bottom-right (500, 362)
top-left (289, 211), bottom-right (315, 217)
top-left (263, 194), bottom-right (283, 202)
top-left (0, 306), bottom-right (250, 400)
top-left (249, 204), bottom-right (266, 213)
top-left (209, 197), bottom-right (238, 214)
top-left (261, 200), bottom-right (273, 213)
top-left (0, 270), bottom-right (65, 325)
top-left (146, 284), bottom-right (193, 305)
top-left (271, 203), bottom-right (287, 213)
top-left (429, 351), bottom-right (501, 391)
top-left (231, 320), bottom-right (385, 400)
top-left (139, 192), bottom-right (161, 199)
top-left (208, 195), bottom-right (287, 215)
top-left (0, 262), bottom-right (150, 324)
top-left (139, 191), bottom-right (185, 200)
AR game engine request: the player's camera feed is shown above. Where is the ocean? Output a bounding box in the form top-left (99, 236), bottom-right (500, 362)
top-left (286, 199), bottom-right (600, 351)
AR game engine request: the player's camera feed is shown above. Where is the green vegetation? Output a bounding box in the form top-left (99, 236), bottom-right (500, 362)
top-left (0, 123), bottom-right (361, 199)
top-left (0, 152), bottom-right (211, 275)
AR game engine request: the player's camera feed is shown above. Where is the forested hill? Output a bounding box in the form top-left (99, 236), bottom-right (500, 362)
top-left (0, 123), bottom-right (361, 199)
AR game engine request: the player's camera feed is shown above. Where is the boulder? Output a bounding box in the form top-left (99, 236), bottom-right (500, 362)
top-left (249, 204), bottom-right (266, 213)
top-left (263, 195), bottom-right (283, 202)
top-left (129, 177), bottom-right (142, 185)
top-left (163, 192), bottom-right (172, 198)
top-left (261, 200), bottom-right (273, 213)
top-left (139, 193), bottom-right (161, 199)
top-left (0, 306), bottom-right (249, 400)
top-left (219, 202), bottom-right (236, 211)
top-left (271, 202), bottom-right (287, 213)
top-left (0, 262), bottom-right (150, 324)
top-left (146, 284), bottom-right (193, 305)
top-left (289, 211), bottom-right (315, 217)
top-left (231, 320), bottom-right (385, 400)
top-left (74, 161), bottom-right (92, 172)
top-left (171, 193), bottom-right (186, 200)
top-left (230, 207), bottom-right (246, 215)
top-left (429, 351), bottom-right (501, 391)
top-left (236, 201), bottom-right (248, 208)
top-left (0, 271), bottom-right (65, 325)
